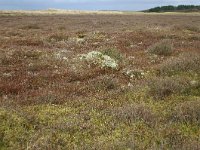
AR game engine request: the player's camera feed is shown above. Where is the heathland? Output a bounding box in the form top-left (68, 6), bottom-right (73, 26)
top-left (0, 10), bottom-right (200, 149)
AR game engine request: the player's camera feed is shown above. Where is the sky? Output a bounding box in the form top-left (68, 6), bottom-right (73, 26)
top-left (0, 0), bottom-right (199, 11)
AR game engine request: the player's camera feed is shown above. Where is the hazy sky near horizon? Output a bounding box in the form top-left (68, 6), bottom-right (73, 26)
top-left (0, 0), bottom-right (199, 11)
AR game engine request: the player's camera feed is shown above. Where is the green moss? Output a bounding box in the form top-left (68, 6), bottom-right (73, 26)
top-left (0, 108), bottom-right (34, 149)
top-left (24, 105), bottom-right (75, 126)
top-left (0, 78), bottom-right (199, 149)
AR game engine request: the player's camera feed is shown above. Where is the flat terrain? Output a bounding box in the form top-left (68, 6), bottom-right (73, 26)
top-left (0, 12), bottom-right (200, 149)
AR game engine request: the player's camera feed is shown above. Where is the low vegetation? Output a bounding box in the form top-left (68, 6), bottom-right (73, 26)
top-left (147, 76), bottom-right (191, 99)
top-left (148, 39), bottom-right (174, 56)
top-left (158, 52), bottom-right (200, 75)
top-left (0, 12), bottom-right (200, 149)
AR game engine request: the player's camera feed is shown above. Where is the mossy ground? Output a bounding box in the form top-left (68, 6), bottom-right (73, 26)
top-left (1, 95), bottom-right (200, 149)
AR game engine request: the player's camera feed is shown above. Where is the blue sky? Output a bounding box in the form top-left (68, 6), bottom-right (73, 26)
top-left (0, 0), bottom-right (199, 11)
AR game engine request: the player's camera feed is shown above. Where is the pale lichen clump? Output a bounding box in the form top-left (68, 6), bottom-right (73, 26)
top-left (123, 68), bottom-right (145, 79)
top-left (79, 51), bottom-right (118, 69)
top-left (54, 50), bottom-right (69, 61)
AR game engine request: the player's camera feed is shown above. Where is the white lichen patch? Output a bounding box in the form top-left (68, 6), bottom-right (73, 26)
top-left (54, 49), bottom-right (70, 61)
top-left (27, 71), bottom-right (39, 76)
top-left (2, 72), bottom-right (12, 77)
top-left (76, 38), bottom-right (85, 43)
top-left (79, 51), bottom-right (118, 69)
top-left (69, 37), bottom-right (85, 44)
top-left (123, 68), bottom-right (145, 79)
top-left (190, 80), bottom-right (198, 86)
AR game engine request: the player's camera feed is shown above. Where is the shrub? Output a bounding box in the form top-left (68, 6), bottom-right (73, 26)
top-left (171, 99), bottom-right (200, 124)
top-left (48, 34), bottom-right (69, 42)
top-left (148, 39), bottom-right (174, 56)
top-left (110, 103), bottom-right (155, 125)
top-left (184, 25), bottom-right (200, 32)
top-left (173, 25), bottom-right (200, 33)
top-left (158, 52), bottom-right (200, 75)
top-left (148, 77), bottom-right (190, 100)
top-left (0, 55), bottom-right (11, 66)
top-left (76, 30), bottom-right (87, 38)
top-left (20, 24), bottom-right (40, 30)
top-left (102, 48), bottom-right (123, 62)
top-left (16, 38), bottom-right (44, 46)
top-left (58, 26), bottom-right (66, 30)
top-left (0, 50), bottom-right (42, 65)
top-left (0, 80), bottom-right (25, 95)
top-left (162, 127), bottom-right (188, 150)
top-left (181, 140), bottom-right (200, 150)
top-left (93, 75), bottom-right (119, 91)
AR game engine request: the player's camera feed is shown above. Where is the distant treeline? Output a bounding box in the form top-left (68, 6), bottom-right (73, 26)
top-left (146, 5), bottom-right (200, 12)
